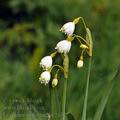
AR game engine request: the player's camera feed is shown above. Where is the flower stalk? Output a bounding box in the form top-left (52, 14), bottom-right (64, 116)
top-left (62, 54), bottom-right (69, 120)
top-left (62, 78), bottom-right (68, 120)
top-left (50, 87), bottom-right (59, 120)
top-left (82, 57), bottom-right (92, 120)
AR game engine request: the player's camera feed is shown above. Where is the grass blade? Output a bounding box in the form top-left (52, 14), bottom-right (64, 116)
top-left (50, 87), bottom-right (61, 120)
top-left (82, 57), bottom-right (92, 120)
top-left (93, 65), bottom-right (120, 120)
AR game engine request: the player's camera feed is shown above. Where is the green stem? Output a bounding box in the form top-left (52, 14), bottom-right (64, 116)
top-left (55, 88), bottom-right (61, 115)
top-left (79, 17), bottom-right (87, 30)
top-left (82, 57), bottom-right (92, 120)
top-left (50, 86), bottom-right (61, 120)
top-left (50, 88), bottom-right (53, 119)
top-left (50, 86), bottom-right (57, 120)
top-left (62, 54), bottom-right (69, 120)
top-left (75, 35), bottom-right (89, 45)
top-left (62, 78), bottom-right (67, 120)
top-left (50, 65), bottom-right (64, 73)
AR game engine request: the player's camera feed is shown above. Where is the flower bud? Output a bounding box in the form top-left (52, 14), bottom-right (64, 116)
top-left (77, 60), bottom-right (83, 68)
top-left (73, 17), bottom-right (80, 24)
top-left (40, 56), bottom-right (52, 70)
top-left (80, 44), bottom-right (88, 49)
top-left (52, 78), bottom-right (58, 88)
top-left (60, 22), bottom-right (75, 35)
top-left (39, 71), bottom-right (51, 85)
top-left (55, 40), bottom-right (71, 54)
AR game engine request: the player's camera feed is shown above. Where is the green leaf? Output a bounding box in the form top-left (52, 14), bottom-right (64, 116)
top-left (50, 88), bottom-right (60, 120)
top-left (93, 65), bottom-right (120, 120)
top-left (28, 47), bottom-right (45, 72)
top-left (82, 57), bottom-right (92, 120)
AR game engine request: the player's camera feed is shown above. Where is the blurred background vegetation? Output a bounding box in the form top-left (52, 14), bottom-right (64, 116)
top-left (0, 0), bottom-right (120, 120)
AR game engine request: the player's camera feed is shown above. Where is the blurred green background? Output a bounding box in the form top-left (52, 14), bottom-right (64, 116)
top-left (0, 0), bottom-right (120, 120)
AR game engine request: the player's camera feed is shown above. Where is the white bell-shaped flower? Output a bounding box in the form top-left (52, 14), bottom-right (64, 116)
top-left (77, 60), bottom-right (83, 68)
top-left (39, 71), bottom-right (51, 85)
top-left (40, 56), bottom-right (52, 70)
top-left (55, 40), bottom-right (71, 54)
top-left (60, 22), bottom-right (75, 35)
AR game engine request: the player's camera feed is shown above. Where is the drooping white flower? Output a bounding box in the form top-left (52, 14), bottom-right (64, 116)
top-left (55, 40), bottom-right (71, 54)
top-left (40, 56), bottom-right (52, 70)
top-left (60, 22), bottom-right (75, 35)
top-left (77, 60), bottom-right (83, 68)
top-left (39, 71), bottom-right (51, 85)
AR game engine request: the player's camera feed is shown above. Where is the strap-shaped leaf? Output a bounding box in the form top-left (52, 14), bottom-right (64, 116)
top-left (93, 65), bottom-right (120, 120)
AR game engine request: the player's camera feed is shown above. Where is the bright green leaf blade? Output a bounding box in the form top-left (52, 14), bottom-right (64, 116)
top-left (93, 65), bottom-right (120, 120)
top-left (82, 57), bottom-right (92, 120)
top-left (50, 88), bottom-right (61, 120)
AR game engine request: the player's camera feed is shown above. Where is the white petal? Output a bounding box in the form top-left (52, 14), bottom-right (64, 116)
top-left (40, 56), bottom-right (52, 70)
top-left (39, 71), bottom-right (51, 85)
top-left (55, 40), bottom-right (71, 53)
top-left (62, 22), bottom-right (75, 35)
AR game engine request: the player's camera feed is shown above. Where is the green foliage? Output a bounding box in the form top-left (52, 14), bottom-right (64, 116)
top-left (94, 66), bottom-right (120, 120)
top-left (0, 0), bottom-right (120, 119)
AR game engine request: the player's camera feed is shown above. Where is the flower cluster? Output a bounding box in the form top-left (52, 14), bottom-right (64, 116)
top-left (39, 17), bottom-right (92, 87)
